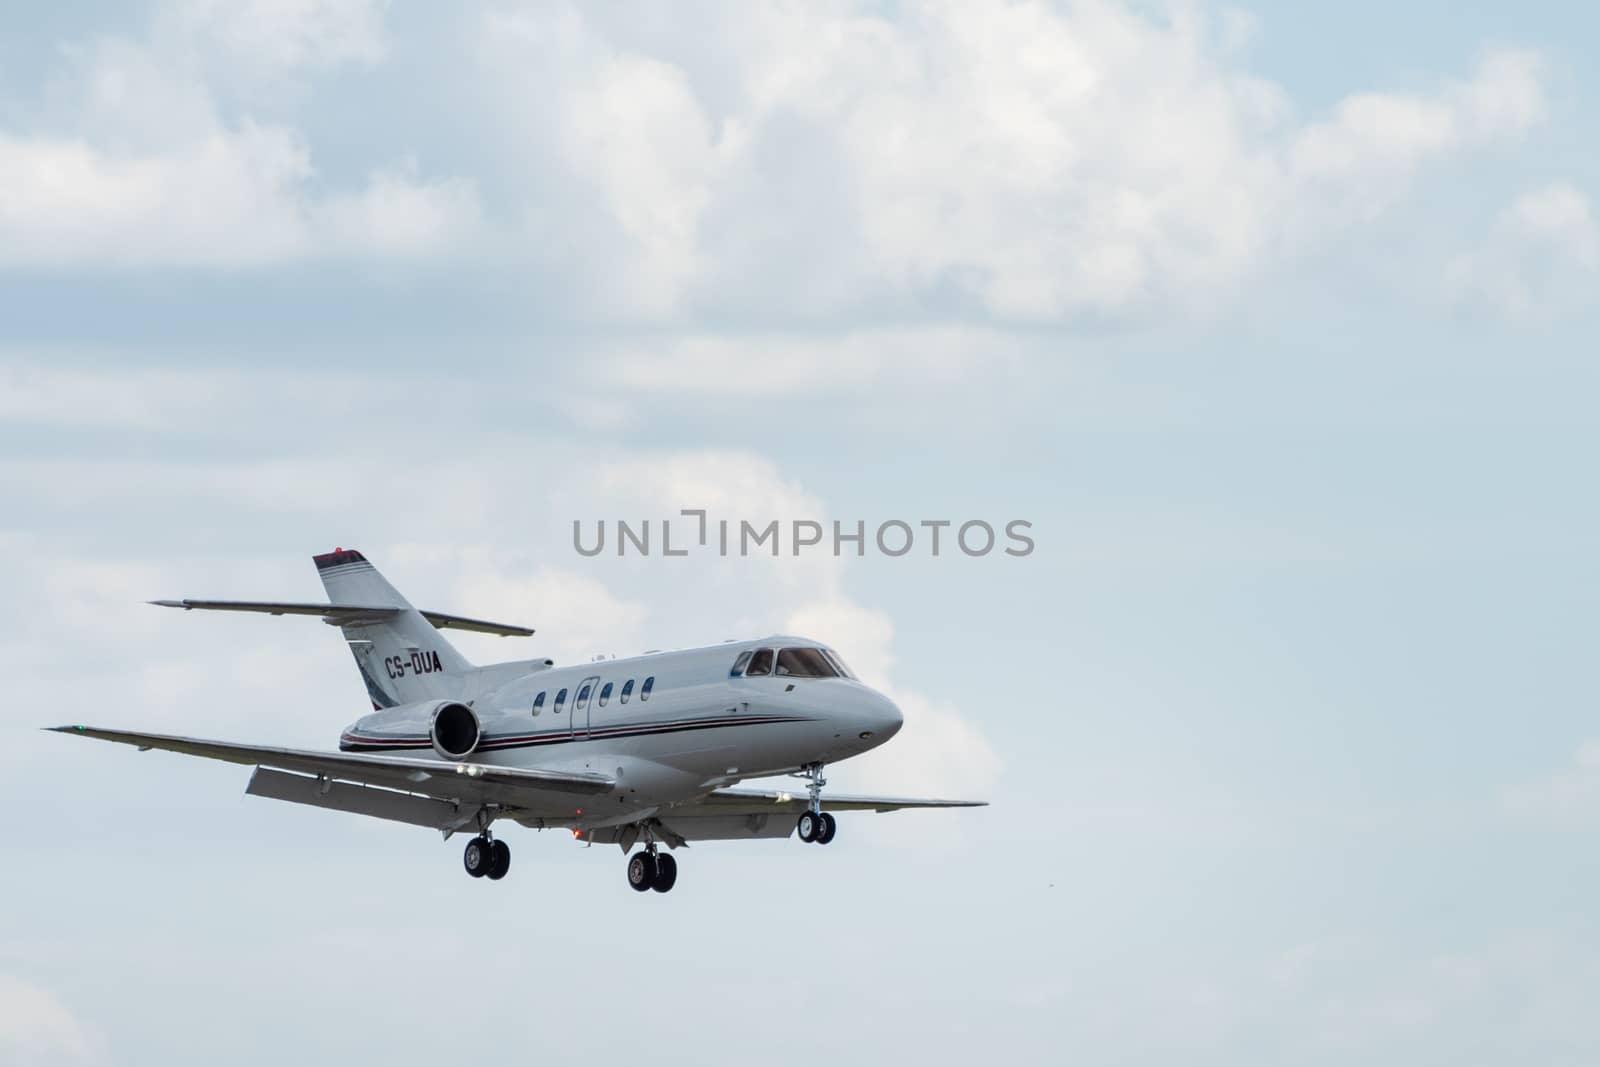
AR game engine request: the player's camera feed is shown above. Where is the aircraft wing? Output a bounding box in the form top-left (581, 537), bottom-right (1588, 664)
top-left (583, 787), bottom-right (988, 846)
top-left (47, 725), bottom-right (613, 806)
top-left (689, 787), bottom-right (987, 815)
top-left (148, 599), bottom-right (535, 637)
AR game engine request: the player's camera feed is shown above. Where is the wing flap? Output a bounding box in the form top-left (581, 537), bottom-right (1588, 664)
top-left (246, 767), bottom-right (463, 830)
top-left (689, 787), bottom-right (988, 815)
top-left (49, 726), bottom-right (614, 802)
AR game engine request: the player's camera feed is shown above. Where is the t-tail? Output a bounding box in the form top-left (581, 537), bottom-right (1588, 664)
top-left (148, 547), bottom-right (539, 711)
top-left (313, 549), bottom-right (472, 708)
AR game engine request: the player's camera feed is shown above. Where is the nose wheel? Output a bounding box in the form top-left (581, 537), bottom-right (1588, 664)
top-left (794, 762), bottom-right (838, 845)
top-left (798, 810), bottom-right (837, 844)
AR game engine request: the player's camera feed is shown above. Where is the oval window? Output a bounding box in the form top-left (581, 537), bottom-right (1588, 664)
top-left (641, 676), bottom-right (655, 701)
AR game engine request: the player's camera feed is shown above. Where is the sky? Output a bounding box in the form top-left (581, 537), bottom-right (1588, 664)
top-left (1, 1), bottom-right (1597, 1064)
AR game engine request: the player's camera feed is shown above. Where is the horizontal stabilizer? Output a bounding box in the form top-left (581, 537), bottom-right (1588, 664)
top-left (149, 599), bottom-right (534, 637)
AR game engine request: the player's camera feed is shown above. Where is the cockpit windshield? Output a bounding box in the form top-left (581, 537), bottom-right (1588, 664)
top-left (773, 647), bottom-right (841, 678)
top-left (733, 646), bottom-right (851, 679)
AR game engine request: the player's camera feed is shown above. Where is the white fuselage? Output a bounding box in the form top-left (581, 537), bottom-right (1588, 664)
top-left (338, 634), bottom-right (903, 829)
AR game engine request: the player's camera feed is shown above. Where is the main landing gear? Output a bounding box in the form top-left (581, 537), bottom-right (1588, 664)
top-left (626, 846), bottom-right (678, 893)
top-left (463, 833), bottom-right (510, 881)
top-left (794, 762), bottom-right (837, 845)
top-left (625, 823), bottom-right (677, 893)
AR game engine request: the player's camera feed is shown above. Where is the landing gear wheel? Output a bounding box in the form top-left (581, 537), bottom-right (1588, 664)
top-left (651, 853), bottom-right (677, 893)
top-left (816, 812), bottom-right (837, 845)
top-left (797, 811), bottom-right (820, 843)
top-left (463, 837), bottom-right (492, 878)
top-left (487, 839), bottom-right (511, 880)
top-left (627, 851), bottom-right (657, 892)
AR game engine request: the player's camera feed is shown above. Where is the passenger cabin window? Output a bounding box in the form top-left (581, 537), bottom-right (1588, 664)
top-left (532, 691), bottom-right (546, 716)
top-left (576, 683), bottom-right (592, 710)
top-left (599, 681), bottom-right (613, 707)
top-left (746, 648), bottom-right (774, 676)
top-left (620, 679), bottom-right (634, 704)
top-left (730, 650), bottom-right (753, 676)
top-left (554, 688), bottom-right (568, 714)
top-left (775, 647), bottom-right (841, 678)
top-left (641, 676), bottom-right (655, 700)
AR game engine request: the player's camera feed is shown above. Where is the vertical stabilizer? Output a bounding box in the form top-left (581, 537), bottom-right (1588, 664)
top-left (312, 549), bottom-right (472, 708)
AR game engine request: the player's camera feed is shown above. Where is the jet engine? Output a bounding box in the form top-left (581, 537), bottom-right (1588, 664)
top-left (429, 701), bottom-right (481, 759)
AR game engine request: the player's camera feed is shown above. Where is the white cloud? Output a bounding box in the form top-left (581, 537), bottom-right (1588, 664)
top-left (591, 326), bottom-right (996, 397)
top-left (1502, 739), bottom-right (1600, 824)
top-left (0, 6), bottom-right (476, 269)
top-left (0, 124), bottom-right (314, 268)
top-left (0, 125), bottom-right (482, 268)
top-left (1447, 181), bottom-right (1597, 319)
top-left (468, 6), bottom-right (1551, 323)
top-left (0, 4), bottom-right (1562, 319)
top-left (315, 162), bottom-right (484, 258)
top-left (168, 0), bottom-right (390, 72)
top-left (451, 566), bottom-right (648, 667)
top-left (0, 976), bottom-right (95, 1065)
top-left (1290, 50), bottom-right (1545, 181)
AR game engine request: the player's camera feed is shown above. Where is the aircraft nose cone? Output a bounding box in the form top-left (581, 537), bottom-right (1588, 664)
top-left (858, 689), bottom-right (902, 743)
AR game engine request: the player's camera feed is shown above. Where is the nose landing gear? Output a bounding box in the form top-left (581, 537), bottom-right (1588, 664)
top-left (794, 762), bottom-right (837, 845)
top-left (797, 810), bottom-right (837, 844)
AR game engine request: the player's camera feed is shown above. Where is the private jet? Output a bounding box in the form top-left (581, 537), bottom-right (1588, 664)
top-left (51, 548), bottom-right (984, 892)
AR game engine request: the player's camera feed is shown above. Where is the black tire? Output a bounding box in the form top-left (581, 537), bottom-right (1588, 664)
top-left (487, 839), bottom-right (511, 880)
top-left (627, 851), bottom-right (657, 892)
top-left (797, 811), bottom-right (819, 843)
top-left (652, 853), bottom-right (678, 893)
top-left (816, 812), bottom-right (837, 845)
top-left (463, 837), bottom-right (490, 878)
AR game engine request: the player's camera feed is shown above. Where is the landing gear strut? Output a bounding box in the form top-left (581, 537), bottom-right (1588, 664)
top-left (794, 762), bottom-right (837, 845)
top-left (626, 826), bottom-right (677, 893)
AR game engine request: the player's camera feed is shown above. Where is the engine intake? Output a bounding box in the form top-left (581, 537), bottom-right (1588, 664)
top-left (430, 702), bottom-right (481, 759)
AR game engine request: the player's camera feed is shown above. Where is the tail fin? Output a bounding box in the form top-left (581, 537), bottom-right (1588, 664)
top-left (313, 549), bottom-right (472, 708)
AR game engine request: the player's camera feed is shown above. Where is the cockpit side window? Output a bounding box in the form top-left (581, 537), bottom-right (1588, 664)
top-left (554, 687), bottom-right (568, 714)
top-left (730, 650), bottom-right (753, 676)
top-left (776, 647), bottom-right (838, 677)
top-left (821, 649), bottom-right (855, 679)
top-left (746, 648), bottom-right (774, 676)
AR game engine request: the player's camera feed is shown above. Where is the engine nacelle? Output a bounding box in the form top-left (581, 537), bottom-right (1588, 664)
top-left (429, 701), bottom-right (481, 759)
top-left (343, 698), bottom-right (483, 759)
